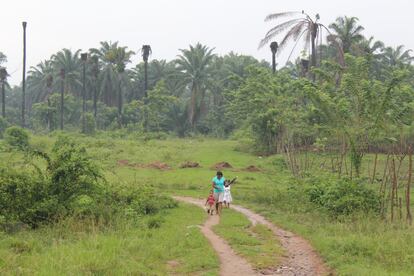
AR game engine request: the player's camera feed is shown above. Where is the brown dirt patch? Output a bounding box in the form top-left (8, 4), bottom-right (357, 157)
top-left (180, 161), bottom-right (200, 168)
top-left (133, 161), bottom-right (171, 170)
top-left (211, 161), bottom-right (233, 170)
top-left (117, 159), bottom-right (130, 166)
top-left (166, 260), bottom-right (181, 268)
top-left (243, 165), bottom-right (261, 172)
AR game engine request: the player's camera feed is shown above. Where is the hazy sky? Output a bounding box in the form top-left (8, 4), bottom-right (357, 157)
top-left (2, 0), bottom-right (413, 85)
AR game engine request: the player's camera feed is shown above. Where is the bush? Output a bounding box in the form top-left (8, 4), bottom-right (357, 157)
top-left (81, 113), bottom-right (96, 135)
top-left (306, 178), bottom-right (380, 217)
top-left (4, 126), bottom-right (29, 150)
top-left (0, 136), bottom-right (177, 227)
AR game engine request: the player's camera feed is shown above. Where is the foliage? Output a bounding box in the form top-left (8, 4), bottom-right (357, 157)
top-left (0, 117), bottom-right (9, 138)
top-left (4, 126), bottom-right (30, 150)
top-left (81, 112), bottom-right (96, 134)
top-left (306, 177), bottom-right (380, 216)
top-left (0, 136), bottom-right (177, 227)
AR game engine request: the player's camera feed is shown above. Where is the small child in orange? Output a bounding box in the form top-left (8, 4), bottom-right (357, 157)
top-left (205, 190), bottom-right (215, 215)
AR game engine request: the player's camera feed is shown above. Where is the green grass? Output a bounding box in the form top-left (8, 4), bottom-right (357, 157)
top-left (0, 204), bottom-right (219, 275)
top-left (213, 208), bottom-right (283, 271)
top-left (2, 133), bottom-right (414, 275)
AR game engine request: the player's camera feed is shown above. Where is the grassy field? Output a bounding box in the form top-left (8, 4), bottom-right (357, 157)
top-left (2, 132), bottom-right (414, 275)
top-left (0, 203), bottom-right (219, 275)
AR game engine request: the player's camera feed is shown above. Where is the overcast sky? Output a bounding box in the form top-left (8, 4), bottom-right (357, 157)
top-left (1, 0), bottom-right (413, 85)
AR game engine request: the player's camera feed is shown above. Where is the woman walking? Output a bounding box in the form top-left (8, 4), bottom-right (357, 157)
top-left (212, 171), bottom-right (225, 215)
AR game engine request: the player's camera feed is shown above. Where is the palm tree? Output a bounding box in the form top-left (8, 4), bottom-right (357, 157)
top-left (90, 55), bottom-right (100, 118)
top-left (176, 43), bottom-right (215, 128)
top-left (113, 47), bottom-right (134, 126)
top-left (22, 22), bottom-right (27, 127)
top-left (90, 41), bottom-right (134, 107)
top-left (27, 60), bottom-right (55, 103)
top-left (0, 67), bottom-right (8, 118)
top-left (130, 59), bottom-right (172, 100)
top-left (270, 42), bottom-right (278, 73)
top-left (259, 11), bottom-right (328, 69)
top-left (46, 74), bottom-right (53, 131)
top-left (141, 45), bottom-right (152, 98)
top-left (329, 16), bottom-right (364, 54)
top-left (382, 45), bottom-right (414, 67)
top-left (357, 36), bottom-right (384, 57)
top-left (52, 49), bottom-right (81, 95)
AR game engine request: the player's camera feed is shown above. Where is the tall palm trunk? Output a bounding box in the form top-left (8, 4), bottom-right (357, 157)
top-left (270, 42), bottom-right (278, 73)
top-left (144, 60), bottom-right (148, 98)
top-left (310, 24), bottom-right (318, 81)
top-left (189, 82), bottom-right (198, 128)
top-left (81, 53), bottom-right (87, 132)
top-left (0, 68), bottom-right (6, 118)
top-left (141, 45), bottom-right (151, 99)
top-left (1, 81), bottom-right (5, 118)
top-left (60, 69), bottom-right (65, 130)
top-left (117, 74), bottom-right (123, 127)
top-left (93, 77), bottom-right (98, 118)
top-left (22, 22), bottom-right (27, 127)
top-left (82, 62), bottom-right (86, 132)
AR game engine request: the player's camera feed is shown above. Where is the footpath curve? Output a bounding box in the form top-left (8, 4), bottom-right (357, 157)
top-left (173, 196), bottom-right (259, 276)
top-left (174, 196), bottom-right (331, 276)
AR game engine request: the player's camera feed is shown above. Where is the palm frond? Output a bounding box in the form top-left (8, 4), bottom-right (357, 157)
top-left (264, 11), bottom-right (300, 22)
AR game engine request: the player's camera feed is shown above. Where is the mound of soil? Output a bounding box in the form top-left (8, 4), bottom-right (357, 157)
top-left (117, 159), bottom-right (130, 166)
top-left (180, 161), bottom-right (200, 168)
top-left (243, 165), bottom-right (261, 172)
top-left (211, 161), bottom-right (233, 170)
top-left (147, 161), bottom-right (171, 170)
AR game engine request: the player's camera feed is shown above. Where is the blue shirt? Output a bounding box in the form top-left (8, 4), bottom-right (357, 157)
top-left (212, 176), bottom-right (225, 193)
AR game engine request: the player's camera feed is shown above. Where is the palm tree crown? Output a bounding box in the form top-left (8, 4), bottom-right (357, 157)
top-left (329, 16), bottom-right (364, 53)
top-left (259, 11), bottom-right (328, 68)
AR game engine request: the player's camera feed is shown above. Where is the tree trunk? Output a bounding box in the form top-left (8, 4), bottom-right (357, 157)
top-left (189, 82), bottom-right (197, 128)
top-left (407, 147), bottom-right (412, 225)
top-left (60, 71), bottom-right (65, 130)
top-left (82, 62), bottom-right (86, 133)
top-left (22, 22), bottom-right (27, 127)
top-left (371, 153), bottom-right (378, 184)
top-left (118, 74), bottom-right (123, 127)
top-left (93, 77), bottom-right (98, 119)
top-left (47, 97), bottom-right (51, 131)
top-left (144, 61), bottom-right (148, 98)
top-left (271, 53), bottom-right (276, 73)
top-left (1, 81), bottom-right (5, 118)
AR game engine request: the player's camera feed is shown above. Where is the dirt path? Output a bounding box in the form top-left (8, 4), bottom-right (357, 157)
top-left (231, 205), bottom-right (331, 276)
top-left (173, 196), bottom-right (259, 276)
top-left (174, 196), bottom-right (331, 276)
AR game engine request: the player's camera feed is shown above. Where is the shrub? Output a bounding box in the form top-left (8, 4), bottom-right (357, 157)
top-left (81, 113), bottom-right (96, 135)
top-left (4, 126), bottom-right (29, 150)
top-left (0, 136), bottom-right (177, 227)
top-left (306, 178), bottom-right (380, 217)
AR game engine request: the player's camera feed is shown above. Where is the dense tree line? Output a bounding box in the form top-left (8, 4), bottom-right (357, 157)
top-left (0, 15), bottom-right (413, 154)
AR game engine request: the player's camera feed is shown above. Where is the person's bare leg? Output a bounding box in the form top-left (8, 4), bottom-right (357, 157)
top-left (215, 202), bottom-right (219, 215)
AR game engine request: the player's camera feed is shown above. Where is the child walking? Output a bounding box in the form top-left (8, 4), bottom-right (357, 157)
top-left (223, 177), bottom-right (237, 208)
top-left (205, 190), bottom-right (215, 215)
